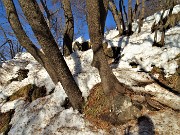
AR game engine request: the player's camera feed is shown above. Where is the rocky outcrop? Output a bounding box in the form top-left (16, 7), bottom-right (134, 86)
top-left (8, 84), bottom-right (47, 102)
top-left (73, 41), bottom-right (91, 51)
top-left (151, 64), bottom-right (180, 93)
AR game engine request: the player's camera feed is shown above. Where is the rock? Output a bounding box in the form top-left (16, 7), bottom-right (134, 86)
top-left (31, 85), bottom-right (46, 101)
top-left (73, 41), bottom-right (91, 51)
top-left (9, 84), bottom-right (47, 102)
top-left (151, 65), bottom-right (180, 93)
top-left (73, 41), bottom-right (82, 51)
top-left (17, 69), bottom-right (29, 81)
top-left (84, 83), bottom-right (141, 130)
top-left (8, 68), bottom-right (29, 83)
top-left (0, 110), bottom-right (14, 134)
top-left (112, 94), bottom-right (141, 124)
top-left (9, 84), bottom-right (34, 101)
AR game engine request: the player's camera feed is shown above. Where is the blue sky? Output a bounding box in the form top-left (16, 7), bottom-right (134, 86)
top-left (0, 0), bottom-right (128, 45)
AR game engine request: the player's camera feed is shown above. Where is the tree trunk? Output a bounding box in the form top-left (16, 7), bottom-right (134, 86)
top-left (119, 0), bottom-right (126, 33)
top-left (138, 0), bottom-right (145, 33)
top-left (62, 0), bottom-right (74, 56)
top-left (128, 0), bottom-right (133, 35)
top-left (40, 0), bottom-right (51, 27)
top-left (2, 0), bottom-right (58, 84)
top-left (86, 0), bottom-right (125, 94)
top-left (134, 0), bottom-right (140, 21)
top-left (3, 0), bottom-right (84, 112)
top-left (108, 0), bottom-right (123, 35)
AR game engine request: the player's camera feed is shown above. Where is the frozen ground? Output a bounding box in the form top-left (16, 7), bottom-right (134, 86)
top-left (0, 5), bottom-right (180, 135)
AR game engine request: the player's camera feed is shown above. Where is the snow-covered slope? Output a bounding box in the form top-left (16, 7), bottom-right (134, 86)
top-left (0, 5), bottom-right (180, 135)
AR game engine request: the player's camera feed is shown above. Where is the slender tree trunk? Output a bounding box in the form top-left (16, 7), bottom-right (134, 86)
top-left (134, 0), bottom-right (140, 21)
top-left (86, 0), bottom-right (125, 94)
top-left (3, 0), bottom-right (84, 112)
top-left (40, 0), bottom-right (51, 27)
top-left (108, 0), bottom-right (123, 35)
top-left (119, 0), bottom-right (126, 33)
top-left (62, 0), bottom-right (74, 56)
top-left (121, 0), bottom-right (128, 23)
top-left (138, 0), bottom-right (145, 33)
top-left (128, 0), bottom-right (133, 35)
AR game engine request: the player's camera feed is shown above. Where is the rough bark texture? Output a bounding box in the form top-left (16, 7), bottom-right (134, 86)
top-left (40, 0), bottom-right (51, 27)
top-left (2, 0), bottom-right (58, 84)
top-left (128, 0), bottom-right (133, 35)
top-left (62, 0), bottom-right (74, 56)
top-left (3, 0), bottom-right (84, 112)
top-left (133, 0), bottom-right (140, 21)
top-left (86, 0), bottom-right (125, 94)
top-left (119, 0), bottom-right (126, 33)
top-left (108, 0), bottom-right (123, 35)
top-left (138, 0), bottom-right (145, 33)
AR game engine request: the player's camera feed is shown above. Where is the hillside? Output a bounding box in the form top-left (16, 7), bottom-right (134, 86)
top-left (0, 5), bottom-right (180, 135)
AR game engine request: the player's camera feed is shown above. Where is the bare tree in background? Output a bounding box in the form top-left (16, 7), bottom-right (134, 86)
top-left (128, 0), bottom-right (133, 35)
top-left (138, 0), bottom-right (145, 33)
top-left (61, 0), bottom-right (74, 56)
top-left (0, 24), bottom-right (23, 61)
top-left (108, 0), bottom-right (123, 35)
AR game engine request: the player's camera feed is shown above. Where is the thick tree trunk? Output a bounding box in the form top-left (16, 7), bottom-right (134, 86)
top-left (62, 0), bottom-right (74, 56)
top-left (3, 0), bottom-right (84, 112)
top-left (86, 0), bottom-right (125, 94)
top-left (108, 0), bottom-right (123, 35)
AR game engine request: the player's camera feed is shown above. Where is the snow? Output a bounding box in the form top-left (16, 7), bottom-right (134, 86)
top-left (72, 36), bottom-right (85, 44)
top-left (103, 5), bottom-right (180, 75)
top-left (0, 5), bottom-right (179, 135)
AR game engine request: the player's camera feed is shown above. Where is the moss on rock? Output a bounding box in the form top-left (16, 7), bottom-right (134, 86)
top-left (84, 83), bottom-right (141, 131)
top-left (0, 110), bottom-right (14, 134)
top-left (9, 84), bottom-right (34, 101)
top-left (9, 84), bottom-right (47, 102)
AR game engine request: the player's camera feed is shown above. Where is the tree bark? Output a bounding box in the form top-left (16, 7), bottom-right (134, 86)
top-left (133, 0), bottom-right (140, 21)
top-left (3, 0), bottom-right (84, 112)
top-left (2, 0), bottom-right (58, 84)
top-left (108, 0), bottom-right (123, 35)
top-left (40, 0), bottom-right (51, 27)
top-left (128, 0), bottom-right (133, 35)
top-left (119, 0), bottom-right (126, 33)
top-left (62, 0), bottom-right (74, 56)
top-left (86, 0), bottom-right (125, 94)
top-left (138, 0), bottom-right (145, 33)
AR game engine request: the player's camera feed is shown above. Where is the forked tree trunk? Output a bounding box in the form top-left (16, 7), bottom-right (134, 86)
top-left (86, 0), bottom-right (125, 94)
top-left (3, 0), bottom-right (84, 112)
top-left (62, 0), bottom-right (74, 56)
top-left (108, 0), bottom-right (123, 35)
